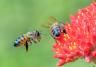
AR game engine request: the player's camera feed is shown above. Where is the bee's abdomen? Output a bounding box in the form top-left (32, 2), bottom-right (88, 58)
top-left (14, 35), bottom-right (28, 47)
top-left (14, 39), bottom-right (20, 47)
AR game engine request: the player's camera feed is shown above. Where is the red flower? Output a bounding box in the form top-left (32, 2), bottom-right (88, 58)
top-left (52, 2), bottom-right (96, 67)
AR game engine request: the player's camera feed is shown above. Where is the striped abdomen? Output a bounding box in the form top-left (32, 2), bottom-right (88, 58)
top-left (14, 35), bottom-right (29, 47)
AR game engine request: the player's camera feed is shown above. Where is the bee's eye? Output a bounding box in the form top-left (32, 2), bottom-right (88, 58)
top-left (63, 29), bottom-right (66, 33)
top-left (37, 32), bottom-right (40, 36)
top-left (35, 31), bottom-right (40, 37)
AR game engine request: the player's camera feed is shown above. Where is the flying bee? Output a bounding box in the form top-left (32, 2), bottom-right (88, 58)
top-left (42, 16), bottom-right (67, 39)
top-left (14, 30), bottom-right (41, 51)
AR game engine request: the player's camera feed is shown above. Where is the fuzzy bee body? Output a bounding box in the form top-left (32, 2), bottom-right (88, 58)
top-left (51, 22), bottom-right (66, 38)
top-left (14, 30), bottom-right (41, 51)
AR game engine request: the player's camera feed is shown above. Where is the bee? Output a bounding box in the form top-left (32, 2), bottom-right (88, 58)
top-left (42, 16), bottom-right (66, 39)
top-left (14, 30), bottom-right (41, 51)
top-left (50, 22), bottom-right (66, 39)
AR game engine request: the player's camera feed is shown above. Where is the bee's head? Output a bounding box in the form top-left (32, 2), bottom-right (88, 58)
top-left (27, 31), bottom-right (41, 41)
top-left (35, 30), bottom-right (41, 41)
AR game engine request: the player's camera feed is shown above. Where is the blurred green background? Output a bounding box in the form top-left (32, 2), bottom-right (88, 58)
top-left (0, 0), bottom-right (95, 67)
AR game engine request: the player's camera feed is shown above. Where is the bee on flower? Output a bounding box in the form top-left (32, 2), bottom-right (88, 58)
top-left (52, 2), bottom-right (96, 67)
top-left (42, 16), bottom-right (67, 39)
top-left (14, 30), bottom-right (41, 51)
top-left (50, 22), bottom-right (67, 39)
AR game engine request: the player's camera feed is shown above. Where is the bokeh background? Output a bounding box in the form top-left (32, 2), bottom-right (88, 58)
top-left (0, 0), bottom-right (95, 67)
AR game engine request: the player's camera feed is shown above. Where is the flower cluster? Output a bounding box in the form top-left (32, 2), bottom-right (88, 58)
top-left (52, 2), bottom-right (96, 67)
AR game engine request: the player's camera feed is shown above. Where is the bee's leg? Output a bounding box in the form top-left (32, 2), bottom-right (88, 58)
top-left (25, 41), bottom-right (28, 52)
top-left (28, 40), bottom-right (32, 45)
top-left (33, 40), bottom-right (37, 43)
top-left (29, 39), bottom-right (32, 44)
top-left (31, 38), bottom-right (37, 43)
top-left (29, 41), bottom-right (32, 45)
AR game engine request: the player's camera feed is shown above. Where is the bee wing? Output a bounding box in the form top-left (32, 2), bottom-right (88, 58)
top-left (25, 42), bottom-right (28, 52)
top-left (48, 16), bottom-right (58, 23)
top-left (41, 23), bottom-right (50, 28)
top-left (41, 16), bottom-right (58, 29)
